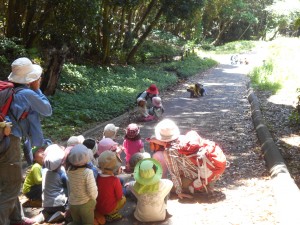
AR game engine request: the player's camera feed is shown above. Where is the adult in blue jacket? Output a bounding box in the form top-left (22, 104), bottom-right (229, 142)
top-left (0, 57), bottom-right (52, 225)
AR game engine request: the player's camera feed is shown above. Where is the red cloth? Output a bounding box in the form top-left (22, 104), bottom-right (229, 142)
top-left (95, 175), bottom-right (123, 215)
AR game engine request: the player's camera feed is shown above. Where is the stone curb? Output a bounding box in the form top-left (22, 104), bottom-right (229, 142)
top-left (248, 88), bottom-right (300, 224)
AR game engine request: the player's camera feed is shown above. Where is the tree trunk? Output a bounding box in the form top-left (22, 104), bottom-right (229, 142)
top-left (22, 0), bottom-right (37, 41)
top-left (211, 20), bottom-right (233, 46)
top-left (126, 6), bottom-right (164, 64)
top-left (132, 0), bottom-right (157, 38)
top-left (113, 6), bottom-right (125, 50)
top-left (101, 0), bottom-right (112, 65)
top-left (41, 45), bottom-right (69, 96)
top-left (6, 0), bottom-right (26, 38)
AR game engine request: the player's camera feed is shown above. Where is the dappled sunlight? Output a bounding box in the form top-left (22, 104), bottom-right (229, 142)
top-left (281, 135), bottom-right (300, 147)
top-left (205, 82), bottom-right (243, 87)
top-left (182, 111), bottom-right (212, 115)
top-left (267, 92), bottom-right (298, 107)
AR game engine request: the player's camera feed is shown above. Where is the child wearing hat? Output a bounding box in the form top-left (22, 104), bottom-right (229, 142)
top-left (22, 145), bottom-right (47, 207)
top-left (35, 144), bottom-right (68, 223)
top-left (96, 150), bottom-right (126, 223)
top-left (128, 158), bottom-right (173, 222)
top-left (149, 96), bottom-right (165, 119)
top-left (139, 84), bottom-right (159, 107)
top-left (67, 144), bottom-right (98, 225)
top-left (123, 123), bottom-right (145, 173)
top-left (136, 97), bottom-right (155, 122)
top-left (103, 123), bottom-right (119, 140)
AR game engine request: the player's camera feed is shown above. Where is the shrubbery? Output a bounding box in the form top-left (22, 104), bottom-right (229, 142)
top-left (0, 37), bottom-right (27, 80)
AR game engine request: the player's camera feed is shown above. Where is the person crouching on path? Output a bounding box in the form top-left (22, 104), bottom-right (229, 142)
top-left (0, 57), bottom-right (52, 225)
top-left (146, 119), bottom-right (181, 179)
top-left (96, 150), bottom-right (126, 223)
top-left (128, 158), bottom-right (173, 222)
top-left (67, 144), bottom-right (98, 225)
top-left (139, 83), bottom-right (159, 108)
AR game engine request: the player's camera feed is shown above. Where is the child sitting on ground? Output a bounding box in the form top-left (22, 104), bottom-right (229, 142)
top-left (67, 144), bottom-right (98, 225)
top-left (127, 158), bottom-right (173, 222)
top-left (34, 144), bottom-right (68, 224)
top-left (103, 123), bottom-right (119, 140)
top-left (22, 145), bottom-right (46, 208)
top-left (136, 97), bottom-right (155, 122)
top-left (123, 123), bottom-right (145, 173)
top-left (96, 150), bottom-right (126, 223)
top-left (149, 96), bottom-right (165, 119)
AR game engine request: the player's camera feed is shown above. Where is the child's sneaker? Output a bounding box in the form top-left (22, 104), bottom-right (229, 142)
top-left (47, 211), bottom-right (65, 223)
top-left (105, 213), bottom-right (123, 222)
top-left (94, 212), bottom-right (106, 225)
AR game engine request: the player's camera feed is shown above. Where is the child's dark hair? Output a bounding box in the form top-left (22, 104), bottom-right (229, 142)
top-left (83, 138), bottom-right (96, 149)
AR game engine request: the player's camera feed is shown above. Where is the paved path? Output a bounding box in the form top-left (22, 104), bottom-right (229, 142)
top-left (108, 55), bottom-right (279, 224)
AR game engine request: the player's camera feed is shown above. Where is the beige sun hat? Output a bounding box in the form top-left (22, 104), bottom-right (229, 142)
top-left (98, 150), bottom-right (122, 174)
top-left (67, 135), bottom-right (85, 147)
top-left (8, 57), bottom-right (42, 84)
top-left (154, 119), bottom-right (180, 142)
top-left (103, 123), bottom-right (119, 139)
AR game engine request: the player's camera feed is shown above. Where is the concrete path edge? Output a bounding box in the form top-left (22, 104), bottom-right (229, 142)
top-left (247, 88), bottom-right (300, 224)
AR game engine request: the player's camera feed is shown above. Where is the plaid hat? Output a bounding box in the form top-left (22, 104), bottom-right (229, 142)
top-left (68, 144), bottom-right (90, 166)
top-left (146, 84), bottom-right (159, 95)
top-left (103, 123), bottom-right (119, 139)
top-left (126, 123), bottom-right (140, 139)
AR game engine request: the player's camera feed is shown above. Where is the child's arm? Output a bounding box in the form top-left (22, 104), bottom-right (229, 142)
top-left (86, 170), bottom-right (98, 200)
top-left (115, 177), bottom-right (124, 200)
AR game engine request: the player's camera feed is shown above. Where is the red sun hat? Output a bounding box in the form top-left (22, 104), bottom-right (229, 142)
top-left (146, 84), bottom-right (159, 95)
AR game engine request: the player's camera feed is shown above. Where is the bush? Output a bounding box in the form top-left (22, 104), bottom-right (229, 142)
top-left (0, 37), bottom-right (27, 80)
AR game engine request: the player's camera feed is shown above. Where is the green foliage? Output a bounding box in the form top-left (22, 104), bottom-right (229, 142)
top-left (136, 39), bottom-right (182, 62)
top-left (212, 40), bottom-right (256, 54)
top-left (249, 60), bottom-right (282, 93)
top-left (0, 37), bottom-right (27, 80)
top-left (161, 54), bottom-right (217, 79)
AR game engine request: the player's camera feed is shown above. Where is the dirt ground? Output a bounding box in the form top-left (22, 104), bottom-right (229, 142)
top-left (21, 48), bottom-right (300, 225)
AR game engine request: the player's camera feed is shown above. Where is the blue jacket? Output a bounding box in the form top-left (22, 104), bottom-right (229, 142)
top-left (8, 85), bottom-right (52, 146)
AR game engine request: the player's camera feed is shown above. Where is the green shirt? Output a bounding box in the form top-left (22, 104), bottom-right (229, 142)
top-left (22, 163), bottom-right (42, 194)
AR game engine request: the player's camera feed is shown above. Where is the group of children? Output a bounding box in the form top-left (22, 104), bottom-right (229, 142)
top-left (22, 119), bottom-right (174, 224)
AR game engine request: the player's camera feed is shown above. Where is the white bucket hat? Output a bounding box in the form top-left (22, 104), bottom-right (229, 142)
top-left (155, 119), bottom-right (180, 142)
top-left (44, 144), bottom-right (65, 171)
top-left (8, 57), bottom-right (42, 84)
